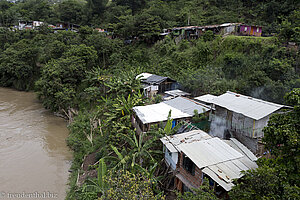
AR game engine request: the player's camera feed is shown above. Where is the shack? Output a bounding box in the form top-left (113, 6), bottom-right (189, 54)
top-left (160, 130), bottom-right (258, 193)
top-left (172, 26), bottom-right (202, 40)
top-left (169, 23), bottom-right (262, 40)
top-left (238, 24), bottom-right (262, 37)
top-left (137, 73), bottom-right (177, 97)
top-left (195, 91), bottom-right (291, 153)
top-left (132, 97), bottom-right (210, 133)
top-left (201, 23), bottom-right (241, 35)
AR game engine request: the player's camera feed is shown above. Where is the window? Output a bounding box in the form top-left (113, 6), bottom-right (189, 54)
top-left (257, 27), bottom-right (259, 32)
top-left (245, 27), bottom-right (247, 31)
top-left (182, 154), bottom-right (195, 175)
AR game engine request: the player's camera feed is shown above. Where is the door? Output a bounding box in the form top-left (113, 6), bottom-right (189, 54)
top-left (250, 26), bottom-right (254, 35)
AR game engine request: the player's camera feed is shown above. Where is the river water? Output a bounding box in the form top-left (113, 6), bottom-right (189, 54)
top-left (0, 88), bottom-right (72, 200)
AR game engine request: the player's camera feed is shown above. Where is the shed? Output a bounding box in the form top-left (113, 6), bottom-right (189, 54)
top-left (160, 130), bottom-right (211, 170)
top-left (160, 130), bottom-right (258, 192)
top-left (132, 97), bottom-right (210, 132)
top-left (238, 24), bottom-right (262, 37)
top-left (208, 91), bottom-right (291, 153)
top-left (137, 73), bottom-right (177, 97)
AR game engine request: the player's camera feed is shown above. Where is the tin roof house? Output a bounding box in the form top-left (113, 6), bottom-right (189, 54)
top-left (136, 73), bottom-right (178, 98)
top-left (195, 91), bottom-right (291, 153)
top-left (17, 20), bottom-right (44, 30)
top-left (132, 97), bottom-right (210, 133)
top-left (160, 130), bottom-right (258, 193)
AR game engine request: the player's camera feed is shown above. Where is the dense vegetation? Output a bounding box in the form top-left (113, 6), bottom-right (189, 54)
top-left (0, 0), bottom-right (299, 199)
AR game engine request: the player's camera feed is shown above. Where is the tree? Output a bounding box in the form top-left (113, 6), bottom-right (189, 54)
top-left (114, 0), bottom-right (146, 14)
top-left (57, 0), bottom-right (86, 24)
top-left (135, 12), bottom-right (161, 43)
top-left (229, 162), bottom-right (300, 200)
top-left (176, 178), bottom-right (218, 200)
top-left (118, 131), bottom-right (159, 168)
top-left (0, 0), bottom-right (17, 27)
top-left (263, 88), bottom-right (300, 170)
top-left (86, 0), bottom-right (108, 16)
top-left (84, 32), bottom-right (122, 67)
top-left (99, 170), bottom-right (165, 199)
top-left (230, 89), bottom-right (300, 199)
top-left (0, 39), bottom-right (38, 90)
top-left (35, 44), bottom-right (97, 111)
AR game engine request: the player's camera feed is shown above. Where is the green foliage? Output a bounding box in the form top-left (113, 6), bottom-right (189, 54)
top-left (262, 89), bottom-right (300, 176)
top-left (80, 158), bottom-right (107, 198)
top-left (0, 1), bottom-right (299, 200)
top-left (35, 44), bottom-right (97, 111)
top-left (100, 170), bottom-right (165, 200)
top-left (176, 178), bottom-right (218, 200)
top-left (57, 0), bottom-right (86, 24)
top-left (117, 131), bottom-right (158, 168)
top-left (230, 89), bottom-right (300, 200)
top-left (0, 39), bottom-right (38, 90)
top-left (202, 30), bottom-right (215, 42)
top-left (192, 109), bottom-right (207, 123)
top-left (230, 163), bottom-right (299, 200)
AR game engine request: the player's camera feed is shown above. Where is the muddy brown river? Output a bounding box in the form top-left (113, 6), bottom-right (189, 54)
top-left (0, 87), bottom-right (72, 200)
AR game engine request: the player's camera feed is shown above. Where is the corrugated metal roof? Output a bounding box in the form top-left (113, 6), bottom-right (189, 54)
top-left (160, 130), bottom-right (212, 152)
top-left (182, 136), bottom-right (258, 191)
top-left (164, 142), bottom-right (177, 152)
top-left (136, 73), bottom-right (175, 85)
top-left (211, 91), bottom-right (289, 120)
top-left (220, 23), bottom-right (242, 27)
top-left (202, 167), bottom-right (234, 191)
top-left (172, 26), bottom-right (201, 30)
top-left (194, 94), bottom-right (217, 104)
top-left (160, 130), bottom-right (258, 191)
top-left (164, 97), bottom-right (210, 116)
top-left (133, 97), bottom-right (210, 124)
top-left (179, 137), bottom-right (244, 169)
top-left (224, 138), bottom-right (257, 161)
top-left (133, 102), bottom-right (189, 124)
top-left (136, 73), bottom-right (152, 80)
top-left (165, 89), bottom-right (190, 97)
top-left (145, 74), bottom-right (169, 84)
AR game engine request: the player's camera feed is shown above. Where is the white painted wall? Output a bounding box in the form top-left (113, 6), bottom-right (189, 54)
top-left (164, 145), bottom-right (178, 170)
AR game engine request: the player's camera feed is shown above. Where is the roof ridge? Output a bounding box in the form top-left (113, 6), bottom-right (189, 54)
top-left (226, 91), bottom-right (284, 107)
top-left (181, 96), bottom-right (212, 109)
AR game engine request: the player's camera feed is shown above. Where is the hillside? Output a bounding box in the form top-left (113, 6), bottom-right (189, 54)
top-left (0, 0), bottom-right (299, 199)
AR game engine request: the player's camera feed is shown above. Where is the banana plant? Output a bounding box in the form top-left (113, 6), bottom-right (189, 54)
top-left (109, 145), bottom-right (130, 170)
top-left (133, 162), bottom-right (164, 194)
top-left (81, 158), bottom-right (107, 195)
top-left (113, 92), bottom-right (144, 117)
top-left (118, 131), bottom-right (161, 168)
